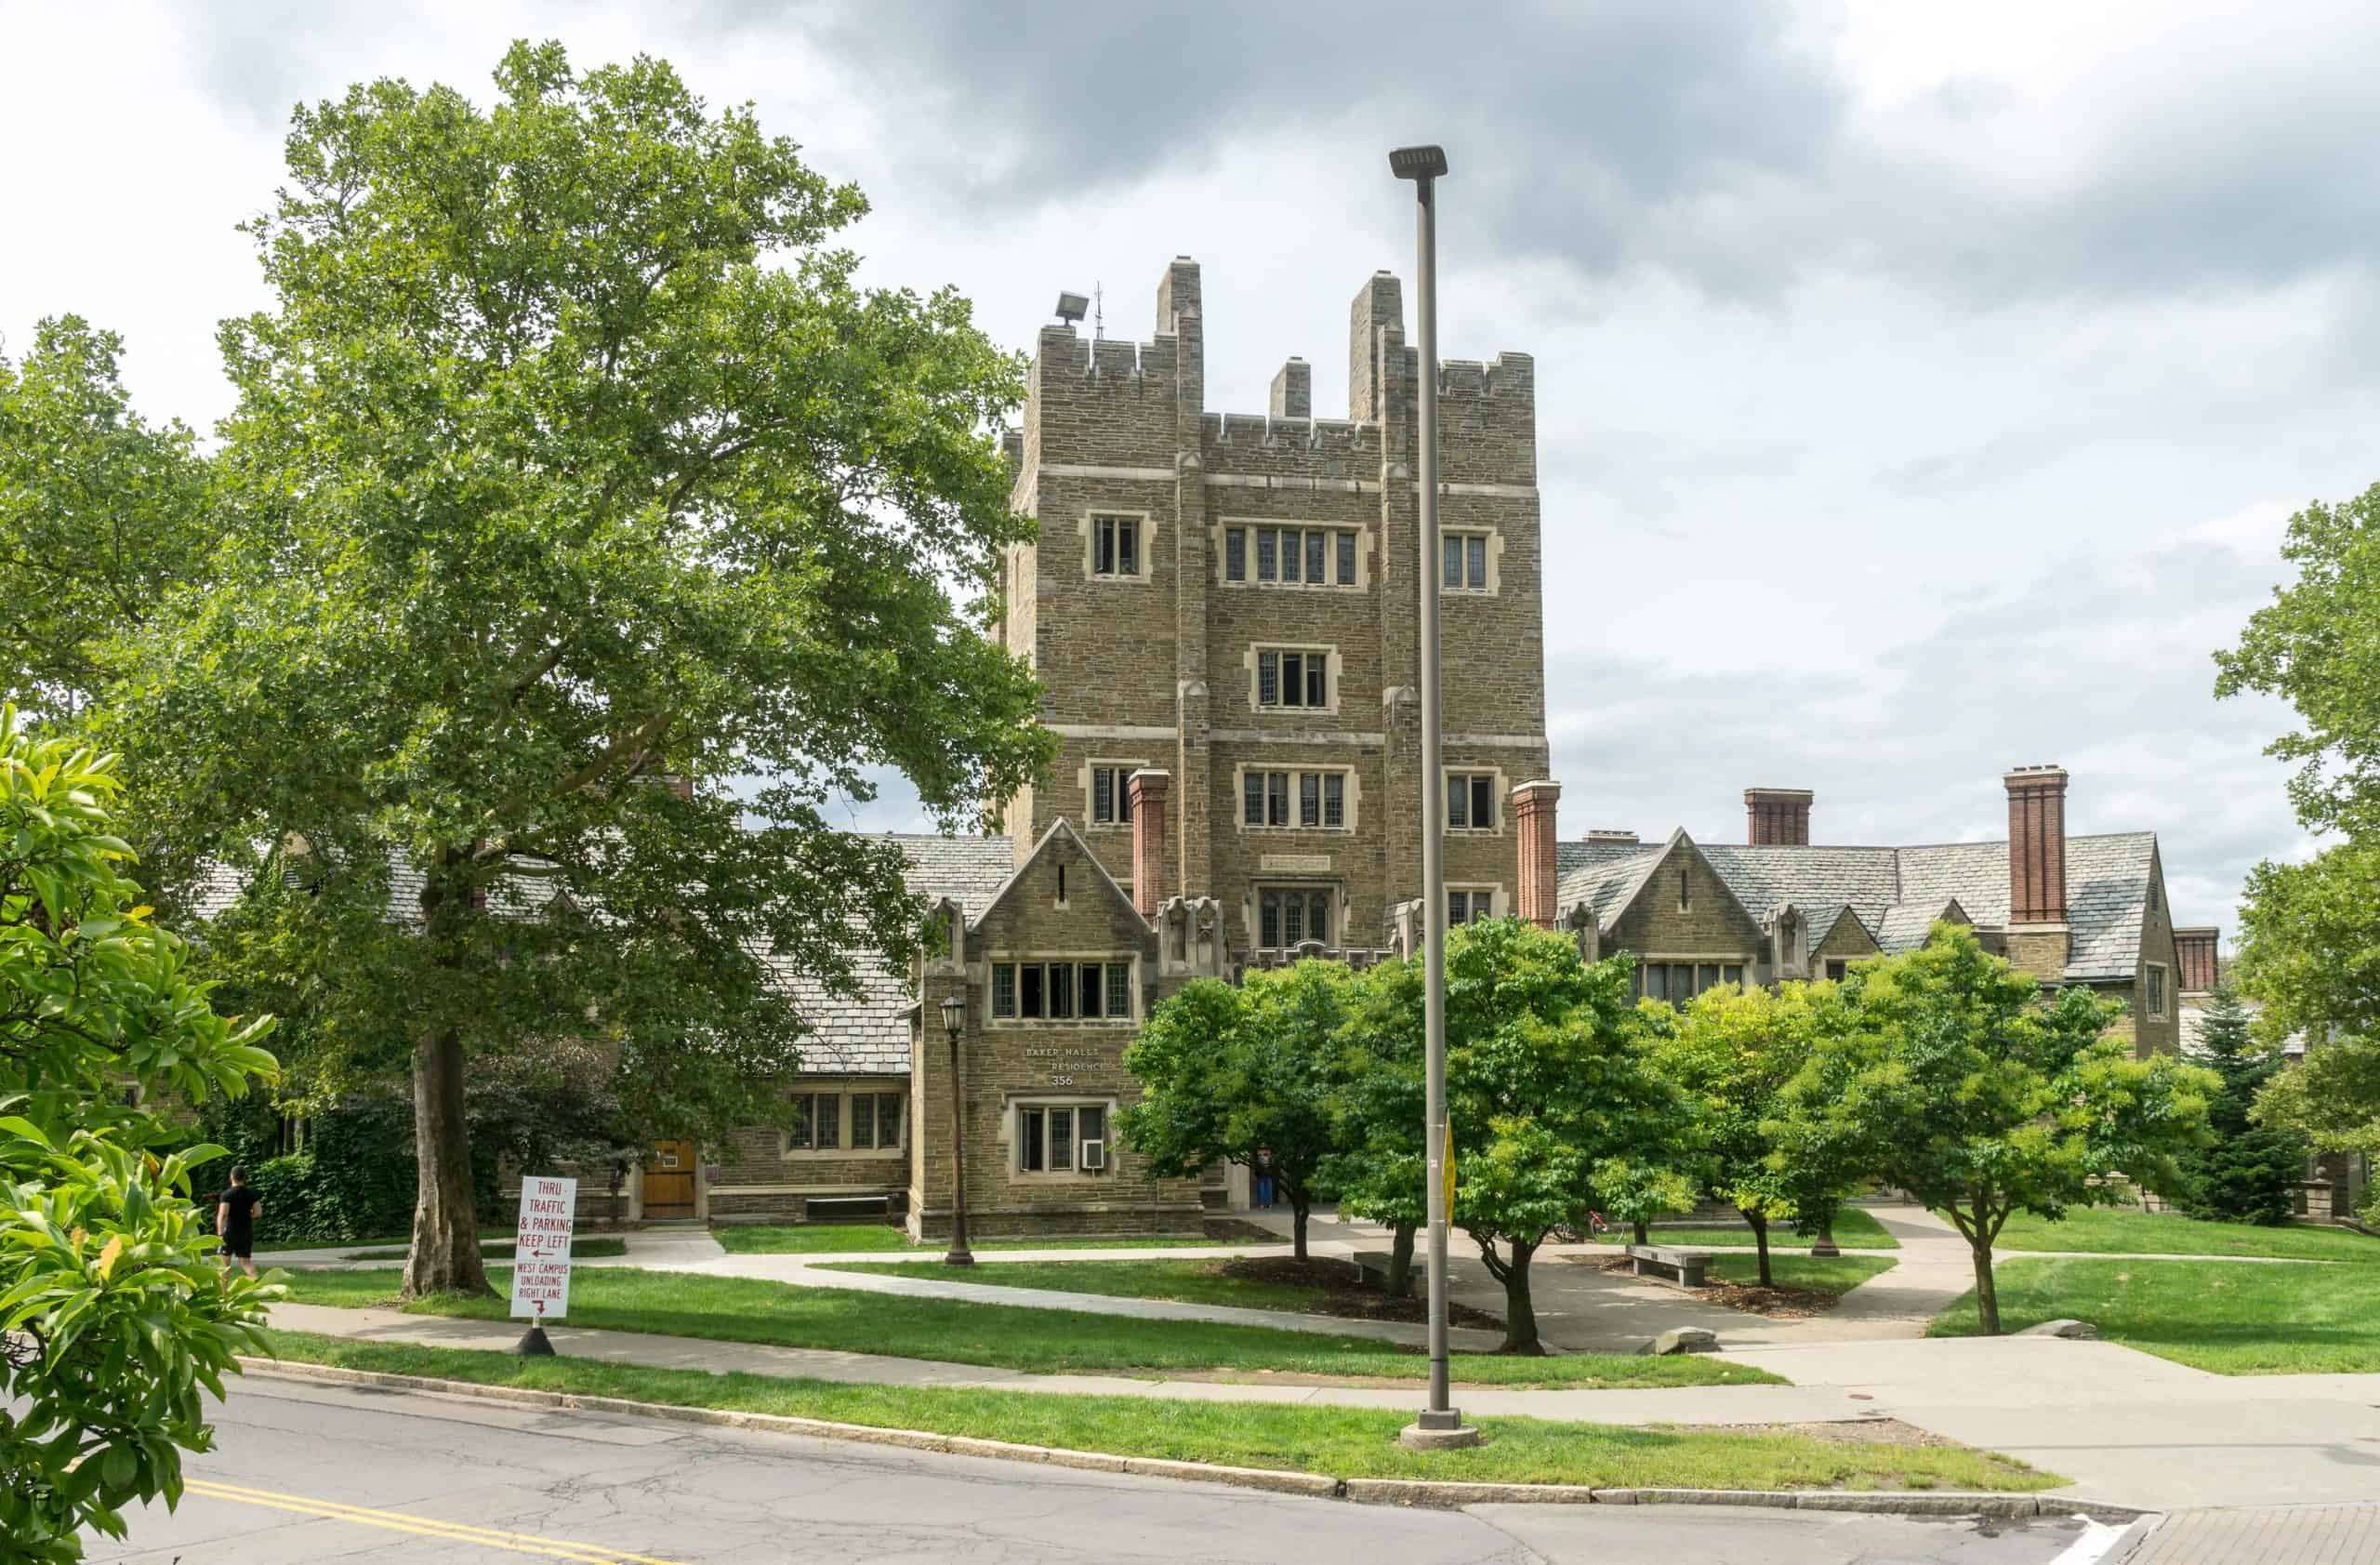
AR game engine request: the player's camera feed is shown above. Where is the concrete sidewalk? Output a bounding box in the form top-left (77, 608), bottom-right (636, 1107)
top-left (259, 1299), bottom-right (2380, 1511)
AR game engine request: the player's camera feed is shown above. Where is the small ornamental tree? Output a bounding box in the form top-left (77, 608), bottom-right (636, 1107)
top-left (1650, 980), bottom-right (1842, 1286)
top-left (1788, 924), bottom-right (2216, 1334)
top-left (1121, 962), bottom-right (1355, 1259)
top-left (0, 713), bottom-right (279, 1563)
top-left (1346, 920), bottom-right (1690, 1354)
top-left (2177, 985), bottom-right (2306, 1226)
top-left (1323, 986), bottom-right (1425, 1297)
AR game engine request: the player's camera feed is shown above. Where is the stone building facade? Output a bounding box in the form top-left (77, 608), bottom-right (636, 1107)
top-left (696, 257), bottom-right (1555, 1236)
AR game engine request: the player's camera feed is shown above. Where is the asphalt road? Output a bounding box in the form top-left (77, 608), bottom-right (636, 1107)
top-left (95, 1374), bottom-right (2118, 1564)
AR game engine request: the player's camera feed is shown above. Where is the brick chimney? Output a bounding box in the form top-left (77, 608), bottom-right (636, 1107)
top-left (1511, 780), bottom-right (1562, 927)
top-left (1129, 769), bottom-right (1170, 918)
top-left (2003, 765), bottom-right (2070, 981)
top-left (2175, 927), bottom-right (2221, 994)
top-left (1745, 788), bottom-right (1812, 846)
top-left (1270, 357), bottom-right (1311, 419)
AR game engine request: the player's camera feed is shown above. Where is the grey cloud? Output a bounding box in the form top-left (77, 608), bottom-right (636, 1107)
top-left (732, 0), bottom-right (2380, 312)
top-left (1545, 536), bottom-right (2300, 931)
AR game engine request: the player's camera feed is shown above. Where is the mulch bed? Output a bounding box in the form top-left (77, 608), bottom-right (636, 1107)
top-left (1590, 1255), bottom-right (1842, 1320)
top-left (1210, 1256), bottom-right (1505, 1331)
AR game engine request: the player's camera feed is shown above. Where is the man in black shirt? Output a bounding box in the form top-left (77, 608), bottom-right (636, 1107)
top-left (216, 1165), bottom-right (263, 1279)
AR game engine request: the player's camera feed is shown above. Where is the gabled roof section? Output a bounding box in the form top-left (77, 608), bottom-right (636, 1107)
top-left (970, 816), bottom-right (1145, 932)
top-left (1807, 904), bottom-right (1875, 951)
top-left (1878, 897), bottom-right (1968, 953)
top-left (1556, 829), bottom-right (2165, 982)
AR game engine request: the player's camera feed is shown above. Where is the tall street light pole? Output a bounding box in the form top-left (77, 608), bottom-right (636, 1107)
top-left (1390, 143), bottom-right (1479, 1452)
top-left (939, 993), bottom-right (974, 1267)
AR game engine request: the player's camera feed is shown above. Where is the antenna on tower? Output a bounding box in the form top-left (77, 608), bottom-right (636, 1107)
top-left (1092, 282), bottom-right (1104, 340)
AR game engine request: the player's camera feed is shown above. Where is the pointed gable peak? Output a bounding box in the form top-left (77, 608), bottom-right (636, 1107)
top-left (973, 816), bottom-right (1145, 930)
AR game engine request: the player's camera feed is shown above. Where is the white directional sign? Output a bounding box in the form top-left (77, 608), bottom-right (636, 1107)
top-left (509, 1174), bottom-right (577, 1321)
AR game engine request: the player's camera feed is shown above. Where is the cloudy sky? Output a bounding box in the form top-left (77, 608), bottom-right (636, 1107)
top-left (7, 0), bottom-right (2367, 936)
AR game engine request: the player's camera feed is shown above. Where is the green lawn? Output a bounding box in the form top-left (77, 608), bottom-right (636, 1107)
top-left (710, 1225), bottom-right (1275, 1255)
top-left (818, 1258), bottom-right (1342, 1313)
top-left (1705, 1253), bottom-right (1897, 1297)
top-left (1927, 1256), bottom-right (2380, 1373)
top-left (276, 1267), bottom-right (1778, 1388)
top-left (1988, 1209), bottom-right (2380, 1262)
top-left (1591, 1209), bottom-right (1901, 1251)
top-left (254, 1331), bottom-right (2052, 1492)
top-left (340, 1238), bottom-right (628, 1262)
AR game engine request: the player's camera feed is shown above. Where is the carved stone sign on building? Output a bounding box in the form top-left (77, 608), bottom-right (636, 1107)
top-left (1259, 854), bottom-right (1333, 873)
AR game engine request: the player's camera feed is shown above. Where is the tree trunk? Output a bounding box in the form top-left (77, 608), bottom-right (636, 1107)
top-left (1970, 1239), bottom-right (2001, 1335)
top-left (403, 1025), bottom-right (491, 1299)
top-left (1290, 1197), bottom-right (1310, 1262)
top-left (1499, 1238), bottom-right (1543, 1355)
top-left (1385, 1221), bottom-right (1417, 1299)
top-left (1745, 1208), bottom-right (1772, 1288)
top-left (1631, 1219), bottom-right (1648, 1245)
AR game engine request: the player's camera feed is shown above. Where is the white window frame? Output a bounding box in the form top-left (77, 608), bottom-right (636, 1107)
top-left (1084, 758), bottom-right (1151, 829)
top-left (985, 957), bottom-right (1140, 1027)
top-left (1082, 511), bottom-right (1152, 582)
top-left (1250, 643), bottom-right (1338, 714)
top-left (1254, 883), bottom-right (1339, 950)
top-left (1444, 768), bottom-right (1501, 832)
top-left (1236, 766), bottom-right (1353, 831)
top-left (1219, 522), bottom-right (1366, 591)
top-left (1439, 527), bottom-right (1500, 594)
top-left (1012, 1099), bottom-right (1113, 1178)
top-left (1448, 884), bottom-right (1503, 926)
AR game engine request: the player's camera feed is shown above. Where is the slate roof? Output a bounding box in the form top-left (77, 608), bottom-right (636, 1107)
top-left (1556, 829), bottom-right (2162, 984)
top-left (185, 831), bottom-right (1018, 1081)
top-left (771, 833), bottom-right (1015, 1078)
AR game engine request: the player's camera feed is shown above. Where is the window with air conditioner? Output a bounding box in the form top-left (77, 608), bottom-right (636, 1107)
top-left (1016, 1103), bottom-right (1109, 1174)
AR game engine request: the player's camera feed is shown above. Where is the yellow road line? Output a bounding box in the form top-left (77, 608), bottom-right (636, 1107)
top-left (184, 1478), bottom-right (687, 1565)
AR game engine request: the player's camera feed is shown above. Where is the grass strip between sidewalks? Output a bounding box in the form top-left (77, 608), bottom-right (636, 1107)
top-left (1589, 1209), bottom-right (1902, 1251)
top-left (1985, 1209), bottom-right (2380, 1262)
top-left (709, 1226), bottom-right (1276, 1255)
top-left (275, 1266), bottom-right (1781, 1388)
top-left (1928, 1255), bottom-right (2380, 1374)
top-left (252, 1330), bottom-right (2056, 1493)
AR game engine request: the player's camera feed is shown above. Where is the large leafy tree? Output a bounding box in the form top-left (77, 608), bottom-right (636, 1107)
top-left (2254, 1033), bottom-right (2380, 1171)
top-left (0, 317), bottom-right (213, 719)
top-left (1649, 979), bottom-right (1845, 1287)
top-left (0, 714), bottom-right (279, 1563)
top-left (1346, 921), bottom-right (1689, 1355)
top-left (2175, 985), bottom-right (2305, 1225)
top-left (112, 44), bottom-right (1050, 1298)
top-left (1121, 961), bottom-right (1355, 1260)
top-left (2216, 485), bottom-right (2380, 1050)
top-left (1786, 925), bottom-right (2215, 1334)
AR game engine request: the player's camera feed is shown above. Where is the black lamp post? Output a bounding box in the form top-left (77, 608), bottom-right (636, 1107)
top-left (939, 992), bottom-right (974, 1267)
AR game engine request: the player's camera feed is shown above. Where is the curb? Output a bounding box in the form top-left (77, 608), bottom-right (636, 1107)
top-left (234, 1358), bottom-right (2144, 1522)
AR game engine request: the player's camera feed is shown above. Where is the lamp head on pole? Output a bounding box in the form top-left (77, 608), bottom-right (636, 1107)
top-left (1388, 144), bottom-right (1448, 182)
top-left (939, 993), bottom-right (967, 1041)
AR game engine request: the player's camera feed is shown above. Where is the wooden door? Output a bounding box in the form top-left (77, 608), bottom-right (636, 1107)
top-left (642, 1139), bottom-right (697, 1219)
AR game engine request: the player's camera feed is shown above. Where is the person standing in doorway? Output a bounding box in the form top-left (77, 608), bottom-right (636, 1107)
top-left (217, 1166), bottom-right (262, 1279)
top-left (1253, 1145), bottom-right (1276, 1211)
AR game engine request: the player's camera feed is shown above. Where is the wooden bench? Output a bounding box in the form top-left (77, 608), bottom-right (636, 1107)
top-left (1625, 1243), bottom-right (1712, 1289)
